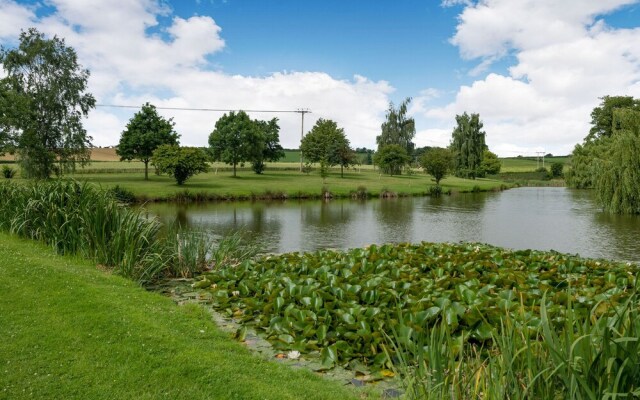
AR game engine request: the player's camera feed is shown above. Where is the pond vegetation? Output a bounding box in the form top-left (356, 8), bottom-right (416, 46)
top-left (198, 242), bottom-right (640, 398)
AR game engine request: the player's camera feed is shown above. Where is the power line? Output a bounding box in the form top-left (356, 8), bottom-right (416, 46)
top-left (96, 104), bottom-right (304, 113)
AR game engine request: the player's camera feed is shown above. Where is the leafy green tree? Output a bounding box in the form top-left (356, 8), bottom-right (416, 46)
top-left (0, 28), bottom-right (95, 178)
top-left (592, 108), bottom-right (640, 213)
top-left (374, 144), bottom-right (410, 176)
top-left (480, 149), bottom-right (501, 175)
top-left (251, 118), bottom-right (284, 174)
top-left (419, 147), bottom-right (452, 185)
top-left (550, 162), bottom-right (563, 178)
top-left (376, 97), bottom-right (416, 157)
top-left (117, 103), bottom-right (179, 180)
top-left (450, 112), bottom-right (486, 179)
top-left (209, 111), bottom-right (263, 177)
top-left (587, 96), bottom-right (640, 142)
top-left (300, 118), bottom-right (352, 179)
top-left (335, 140), bottom-right (358, 178)
top-left (151, 145), bottom-right (209, 185)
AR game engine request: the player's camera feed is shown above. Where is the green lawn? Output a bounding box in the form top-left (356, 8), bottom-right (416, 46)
top-left (0, 233), bottom-right (359, 400)
top-left (66, 167), bottom-right (507, 200)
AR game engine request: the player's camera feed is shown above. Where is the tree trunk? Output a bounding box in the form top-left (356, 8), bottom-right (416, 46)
top-left (144, 160), bottom-right (149, 180)
top-left (233, 162), bottom-right (236, 177)
top-left (341, 165), bottom-right (344, 178)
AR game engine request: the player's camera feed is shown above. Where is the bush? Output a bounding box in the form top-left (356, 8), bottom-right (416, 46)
top-left (428, 185), bottom-right (443, 197)
top-left (152, 145), bottom-right (209, 185)
top-left (2, 165), bottom-right (16, 179)
top-left (550, 162), bottom-right (563, 178)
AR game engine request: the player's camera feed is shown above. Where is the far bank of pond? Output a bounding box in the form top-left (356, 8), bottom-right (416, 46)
top-left (146, 187), bottom-right (640, 263)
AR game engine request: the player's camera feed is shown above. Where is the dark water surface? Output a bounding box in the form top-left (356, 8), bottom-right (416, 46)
top-left (146, 187), bottom-right (640, 262)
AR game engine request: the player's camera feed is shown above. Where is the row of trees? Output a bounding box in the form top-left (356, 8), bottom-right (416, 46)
top-left (0, 28), bottom-right (498, 186)
top-left (566, 96), bottom-right (640, 214)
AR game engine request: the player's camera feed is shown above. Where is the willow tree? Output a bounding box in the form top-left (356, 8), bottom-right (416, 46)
top-left (376, 98), bottom-right (416, 157)
top-left (592, 108), bottom-right (640, 214)
top-left (449, 112), bottom-right (486, 179)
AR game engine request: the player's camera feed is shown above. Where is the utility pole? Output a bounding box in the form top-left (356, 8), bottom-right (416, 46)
top-left (536, 151), bottom-right (545, 169)
top-left (296, 108), bottom-right (311, 172)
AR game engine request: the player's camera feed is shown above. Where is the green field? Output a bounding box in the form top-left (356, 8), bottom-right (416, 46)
top-left (0, 233), bottom-right (359, 400)
top-left (64, 167), bottom-right (507, 201)
top-left (500, 156), bottom-right (570, 172)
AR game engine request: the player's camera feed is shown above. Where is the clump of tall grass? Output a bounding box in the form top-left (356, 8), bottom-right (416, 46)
top-left (0, 180), bottom-right (261, 283)
top-left (388, 291), bottom-right (640, 399)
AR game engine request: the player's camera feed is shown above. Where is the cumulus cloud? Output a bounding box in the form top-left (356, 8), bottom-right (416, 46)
top-left (426, 0), bottom-right (640, 156)
top-left (0, 0), bottom-right (392, 148)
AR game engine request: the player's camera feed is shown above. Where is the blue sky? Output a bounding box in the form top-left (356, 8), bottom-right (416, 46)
top-left (1, 0), bottom-right (640, 155)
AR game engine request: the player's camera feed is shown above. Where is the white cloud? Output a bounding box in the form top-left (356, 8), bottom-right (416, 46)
top-left (0, 0), bottom-right (392, 149)
top-left (425, 0), bottom-right (640, 156)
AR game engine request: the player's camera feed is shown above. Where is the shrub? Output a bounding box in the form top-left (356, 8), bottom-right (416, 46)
top-left (428, 185), bottom-right (443, 197)
top-left (550, 162), bottom-right (563, 178)
top-left (2, 165), bottom-right (16, 179)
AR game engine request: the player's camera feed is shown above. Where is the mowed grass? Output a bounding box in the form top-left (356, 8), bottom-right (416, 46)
top-left (0, 233), bottom-right (358, 400)
top-left (68, 168), bottom-right (506, 200)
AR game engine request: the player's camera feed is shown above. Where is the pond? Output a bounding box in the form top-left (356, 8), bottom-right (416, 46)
top-left (146, 187), bottom-right (640, 263)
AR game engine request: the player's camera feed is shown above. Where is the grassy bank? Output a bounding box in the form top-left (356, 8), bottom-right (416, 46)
top-left (0, 233), bottom-right (359, 400)
top-left (64, 169), bottom-right (508, 202)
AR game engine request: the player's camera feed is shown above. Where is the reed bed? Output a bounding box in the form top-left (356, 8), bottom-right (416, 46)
top-left (389, 291), bottom-right (640, 399)
top-left (0, 180), bottom-right (259, 283)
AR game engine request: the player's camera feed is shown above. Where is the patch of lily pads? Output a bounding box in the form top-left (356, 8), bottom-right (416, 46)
top-left (195, 242), bottom-right (639, 371)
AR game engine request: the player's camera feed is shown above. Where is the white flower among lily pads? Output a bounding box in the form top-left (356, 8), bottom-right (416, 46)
top-left (287, 350), bottom-right (301, 360)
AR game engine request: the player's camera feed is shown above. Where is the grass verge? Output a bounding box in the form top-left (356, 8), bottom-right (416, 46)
top-left (0, 233), bottom-right (359, 400)
top-left (65, 169), bottom-right (509, 202)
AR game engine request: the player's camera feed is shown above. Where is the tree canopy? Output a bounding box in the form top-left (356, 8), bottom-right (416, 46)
top-left (209, 111), bottom-right (263, 177)
top-left (0, 28), bottom-right (95, 178)
top-left (117, 103), bottom-right (180, 180)
top-left (419, 147), bottom-right (452, 185)
top-left (376, 98), bottom-right (416, 157)
top-left (449, 112), bottom-right (486, 179)
top-left (374, 144), bottom-right (410, 176)
top-left (300, 118), bottom-right (353, 178)
top-left (480, 149), bottom-right (501, 176)
top-left (252, 118), bottom-right (284, 174)
top-left (567, 97), bottom-right (640, 214)
top-left (151, 145), bottom-right (209, 185)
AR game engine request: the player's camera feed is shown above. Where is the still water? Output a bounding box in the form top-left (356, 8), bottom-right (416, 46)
top-left (146, 187), bottom-right (640, 262)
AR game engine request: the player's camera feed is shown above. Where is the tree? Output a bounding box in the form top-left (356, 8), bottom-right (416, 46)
top-left (117, 103), bottom-right (179, 180)
top-left (209, 111), bottom-right (263, 177)
top-left (251, 118), bottom-right (284, 174)
top-left (376, 97), bottom-right (416, 157)
top-left (550, 162), bottom-right (563, 178)
top-left (587, 96), bottom-right (640, 142)
top-left (419, 147), bottom-right (452, 185)
top-left (480, 149), bottom-right (501, 175)
top-left (300, 118), bottom-right (352, 178)
top-left (449, 112), bottom-right (486, 179)
top-left (151, 145), bottom-right (209, 185)
top-left (0, 28), bottom-right (95, 178)
top-left (568, 98), bottom-right (640, 214)
top-left (374, 144), bottom-right (410, 176)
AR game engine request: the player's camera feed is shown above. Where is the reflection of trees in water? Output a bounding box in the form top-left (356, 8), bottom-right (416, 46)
top-left (374, 198), bottom-right (414, 243)
top-left (592, 210), bottom-right (640, 263)
top-left (301, 200), bottom-right (352, 227)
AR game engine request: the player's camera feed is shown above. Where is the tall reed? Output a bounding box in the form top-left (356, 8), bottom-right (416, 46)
top-left (0, 180), bottom-right (262, 283)
top-left (388, 291), bottom-right (640, 399)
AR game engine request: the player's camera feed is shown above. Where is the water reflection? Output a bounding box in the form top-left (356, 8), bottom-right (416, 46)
top-left (145, 188), bottom-right (640, 262)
